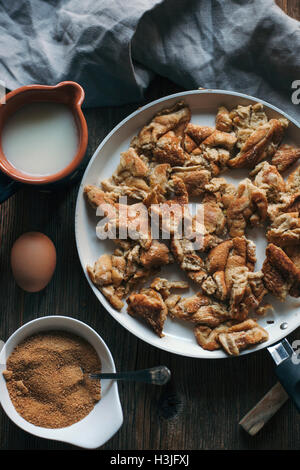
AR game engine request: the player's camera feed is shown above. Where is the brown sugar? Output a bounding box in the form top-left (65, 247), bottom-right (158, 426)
top-left (3, 331), bottom-right (101, 428)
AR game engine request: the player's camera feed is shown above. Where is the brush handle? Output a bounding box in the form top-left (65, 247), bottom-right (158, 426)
top-left (239, 382), bottom-right (289, 435)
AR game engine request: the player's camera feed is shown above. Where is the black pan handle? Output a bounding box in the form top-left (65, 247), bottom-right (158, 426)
top-left (275, 354), bottom-right (300, 412)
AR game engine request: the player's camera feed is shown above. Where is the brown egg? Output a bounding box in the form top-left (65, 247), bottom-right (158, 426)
top-left (11, 232), bottom-right (56, 292)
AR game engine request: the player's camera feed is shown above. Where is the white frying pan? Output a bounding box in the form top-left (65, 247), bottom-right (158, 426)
top-left (75, 90), bottom-right (300, 359)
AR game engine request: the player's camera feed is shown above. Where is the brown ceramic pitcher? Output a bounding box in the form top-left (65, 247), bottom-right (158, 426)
top-left (0, 81), bottom-right (88, 202)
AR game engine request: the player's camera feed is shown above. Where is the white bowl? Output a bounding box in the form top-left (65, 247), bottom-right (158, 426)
top-left (0, 316), bottom-right (123, 449)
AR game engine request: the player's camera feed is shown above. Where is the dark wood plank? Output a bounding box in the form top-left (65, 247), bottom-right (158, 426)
top-left (276, 0), bottom-right (300, 19)
top-left (0, 0), bottom-right (299, 450)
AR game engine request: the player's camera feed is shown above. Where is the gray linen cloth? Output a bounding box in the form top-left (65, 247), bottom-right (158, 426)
top-left (0, 0), bottom-right (299, 120)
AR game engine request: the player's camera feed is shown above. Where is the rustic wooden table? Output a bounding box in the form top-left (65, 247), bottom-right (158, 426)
top-left (0, 0), bottom-right (299, 451)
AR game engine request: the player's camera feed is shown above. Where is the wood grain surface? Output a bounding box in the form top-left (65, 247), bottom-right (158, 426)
top-left (0, 0), bottom-right (299, 451)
